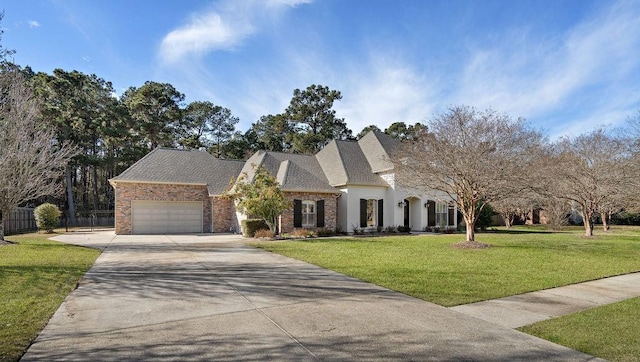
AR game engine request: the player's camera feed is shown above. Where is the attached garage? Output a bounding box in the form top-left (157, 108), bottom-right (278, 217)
top-left (131, 201), bottom-right (203, 234)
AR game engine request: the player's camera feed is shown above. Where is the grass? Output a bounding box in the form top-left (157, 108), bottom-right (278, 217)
top-left (519, 297), bottom-right (640, 362)
top-left (254, 226), bottom-right (640, 306)
top-left (0, 233), bottom-right (100, 362)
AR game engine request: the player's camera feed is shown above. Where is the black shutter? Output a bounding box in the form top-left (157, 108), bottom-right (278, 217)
top-left (377, 199), bottom-right (384, 227)
top-left (293, 199), bottom-right (302, 228)
top-left (360, 199), bottom-right (367, 227)
top-left (316, 200), bottom-right (325, 227)
top-left (428, 200), bottom-right (436, 226)
top-left (448, 203), bottom-right (455, 226)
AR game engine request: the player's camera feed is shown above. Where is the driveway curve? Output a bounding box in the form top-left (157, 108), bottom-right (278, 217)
top-left (22, 232), bottom-right (600, 361)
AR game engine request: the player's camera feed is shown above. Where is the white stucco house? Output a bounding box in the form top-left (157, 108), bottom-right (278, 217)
top-left (110, 130), bottom-right (457, 234)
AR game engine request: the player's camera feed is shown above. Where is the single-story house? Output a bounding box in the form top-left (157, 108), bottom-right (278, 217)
top-left (109, 131), bottom-right (457, 234)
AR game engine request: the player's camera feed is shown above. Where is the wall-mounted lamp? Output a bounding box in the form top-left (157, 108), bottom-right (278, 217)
top-left (424, 202), bottom-right (428, 208)
top-left (398, 201), bottom-right (404, 208)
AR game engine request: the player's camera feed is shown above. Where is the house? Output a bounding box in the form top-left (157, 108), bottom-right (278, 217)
top-left (109, 131), bottom-right (457, 234)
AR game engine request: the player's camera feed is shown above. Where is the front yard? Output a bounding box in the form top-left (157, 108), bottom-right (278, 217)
top-left (255, 226), bottom-right (640, 361)
top-left (0, 233), bottom-right (100, 362)
top-left (256, 226), bottom-right (640, 306)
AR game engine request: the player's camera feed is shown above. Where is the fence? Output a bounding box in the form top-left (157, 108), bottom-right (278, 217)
top-left (2, 208), bottom-right (115, 235)
top-left (3, 207), bottom-right (37, 235)
top-left (61, 210), bottom-right (115, 230)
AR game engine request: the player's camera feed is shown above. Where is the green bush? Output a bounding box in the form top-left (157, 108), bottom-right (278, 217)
top-left (241, 219), bottom-right (269, 237)
top-left (34, 203), bottom-right (61, 233)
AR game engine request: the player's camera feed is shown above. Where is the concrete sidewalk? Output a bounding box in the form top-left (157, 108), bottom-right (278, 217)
top-left (451, 272), bottom-right (640, 328)
top-left (22, 232), bottom-right (602, 361)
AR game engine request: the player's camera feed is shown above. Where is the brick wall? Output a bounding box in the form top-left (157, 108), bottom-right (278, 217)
top-left (114, 182), bottom-right (212, 234)
top-left (212, 196), bottom-right (239, 233)
top-left (280, 192), bottom-right (339, 233)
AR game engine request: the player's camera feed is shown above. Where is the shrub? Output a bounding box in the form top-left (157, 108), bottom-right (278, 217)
top-left (385, 225), bottom-right (398, 233)
top-left (253, 229), bottom-right (275, 238)
top-left (351, 224), bottom-right (364, 235)
top-left (34, 203), bottom-right (61, 233)
top-left (397, 225), bottom-right (411, 233)
top-left (291, 228), bottom-right (315, 238)
top-left (241, 219), bottom-right (269, 237)
top-left (316, 228), bottom-right (336, 237)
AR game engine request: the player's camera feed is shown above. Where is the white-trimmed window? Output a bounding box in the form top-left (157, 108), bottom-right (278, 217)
top-left (436, 202), bottom-right (448, 227)
top-left (302, 200), bottom-right (316, 227)
top-left (366, 199), bottom-right (377, 227)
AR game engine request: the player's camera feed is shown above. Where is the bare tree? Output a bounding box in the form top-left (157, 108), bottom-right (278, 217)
top-left (492, 193), bottom-right (539, 228)
top-left (393, 106), bottom-right (544, 244)
top-left (0, 65), bottom-right (77, 240)
top-left (540, 128), bottom-right (635, 237)
top-left (540, 197), bottom-right (570, 230)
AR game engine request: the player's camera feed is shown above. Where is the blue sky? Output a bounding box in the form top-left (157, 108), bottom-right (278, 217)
top-left (2, 0), bottom-right (639, 138)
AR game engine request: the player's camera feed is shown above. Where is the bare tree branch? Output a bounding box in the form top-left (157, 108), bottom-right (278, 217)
top-left (0, 64), bottom-right (77, 240)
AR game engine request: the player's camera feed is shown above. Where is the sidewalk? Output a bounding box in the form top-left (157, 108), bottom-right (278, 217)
top-left (450, 272), bottom-right (640, 328)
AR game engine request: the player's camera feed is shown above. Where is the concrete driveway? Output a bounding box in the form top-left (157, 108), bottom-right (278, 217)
top-left (22, 232), bottom-right (600, 361)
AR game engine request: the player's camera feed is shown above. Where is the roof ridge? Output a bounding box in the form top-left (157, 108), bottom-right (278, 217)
top-left (276, 159), bottom-right (290, 186)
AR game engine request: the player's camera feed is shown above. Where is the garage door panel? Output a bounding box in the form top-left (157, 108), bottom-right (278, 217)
top-left (131, 201), bottom-right (203, 234)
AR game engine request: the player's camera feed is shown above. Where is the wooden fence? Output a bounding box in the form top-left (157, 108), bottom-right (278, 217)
top-left (3, 207), bottom-right (37, 235)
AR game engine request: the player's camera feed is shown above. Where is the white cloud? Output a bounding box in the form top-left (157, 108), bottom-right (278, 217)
top-left (454, 0), bottom-right (640, 134)
top-left (27, 20), bottom-right (40, 28)
top-left (159, 0), bottom-right (312, 63)
top-left (335, 54), bottom-right (436, 133)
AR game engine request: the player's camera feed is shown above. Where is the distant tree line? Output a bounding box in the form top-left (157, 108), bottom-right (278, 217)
top-left (2, 12), bottom-right (639, 241)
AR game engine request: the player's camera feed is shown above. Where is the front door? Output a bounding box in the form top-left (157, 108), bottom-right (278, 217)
top-left (403, 199), bottom-right (410, 228)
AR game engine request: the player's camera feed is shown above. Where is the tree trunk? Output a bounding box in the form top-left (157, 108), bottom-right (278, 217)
top-left (0, 211), bottom-right (5, 241)
top-left (583, 213), bottom-right (593, 236)
top-left (601, 211), bottom-right (610, 232)
top-left (65, 164), bottom-right (77, 226)
top-left (464, 214), bottom-right (476, 242)
top-left (503, 213), bottom-right (512, 228)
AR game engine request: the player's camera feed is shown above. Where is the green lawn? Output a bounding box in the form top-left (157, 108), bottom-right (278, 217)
top-left (519, 297), bottom-right (640, 362)
top-left (0, 233), bottom-right (100, 362)
top-left (255, 226), bottom-right (640, 306)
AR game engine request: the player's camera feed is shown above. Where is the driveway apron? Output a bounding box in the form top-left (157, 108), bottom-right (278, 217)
top-left (22, 232), bottom-right (600, 361)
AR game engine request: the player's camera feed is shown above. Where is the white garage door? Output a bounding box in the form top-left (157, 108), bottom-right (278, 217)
top-left (131, 201), bottom-right (203, 234)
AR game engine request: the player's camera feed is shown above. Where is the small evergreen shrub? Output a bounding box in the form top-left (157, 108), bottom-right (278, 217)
top-left (397, 225), bottom-right (411, 233)
top-left (241, 219), bottom-right (269, 237)
top-left (34, 203), bottom-right (61, 233)
top-left (384, 225), bottom-right (398, 233)
top-left (316, 228), bottom-right (335, 237)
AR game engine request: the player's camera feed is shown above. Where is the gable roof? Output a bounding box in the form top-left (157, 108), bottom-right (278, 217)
top-left (316, 139), bottom-right (388, 187)
top-left (241, 150), bottom-right (338, 193)
top-left (109, 148), bottom-right (244, 195)
top-left (357, 130), bottom-right (400, 173)
top-left (111, 130), bottom-right (398, 194)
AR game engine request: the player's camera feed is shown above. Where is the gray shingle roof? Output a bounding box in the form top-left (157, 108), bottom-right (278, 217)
top-left (111, 130), bottom-right (395, 194)
top-left (241, 151), bottom-right (338, 193)
top-left (358, 130), bottom-right (400, 173)
top-left (316, 139), bottom-right (389, 187)
top-left (110, 148), bottom-right (244, 195)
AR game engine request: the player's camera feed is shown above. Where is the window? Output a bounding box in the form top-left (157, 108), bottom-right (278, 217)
top-left (436, 202), bottom-right (448, 227)
top-left (366, 199), bottom-right (377, 227)
top-left (294, 199), bottom-right (324, 228)
top-left (301, 200), bottom-right (316, 227)
top-left (360, 198), bottom-right (383, 228)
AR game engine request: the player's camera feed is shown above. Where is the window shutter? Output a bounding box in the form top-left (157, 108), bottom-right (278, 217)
top-left (316, 200), bottom-right (325, 227)
top-left (360, 199), bottom-right (367, 228)
top-left (448, 203), bottom-right (455, 226)
top-left (293, 199), bottom-right (302, 228)
top-left (428, 200), bottom-right (436, 226)
top-left (377, 199), bottom-right (384, 227)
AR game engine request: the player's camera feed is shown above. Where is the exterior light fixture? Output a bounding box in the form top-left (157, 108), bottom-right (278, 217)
top-left (398, 201), bottom-right (404, 208)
